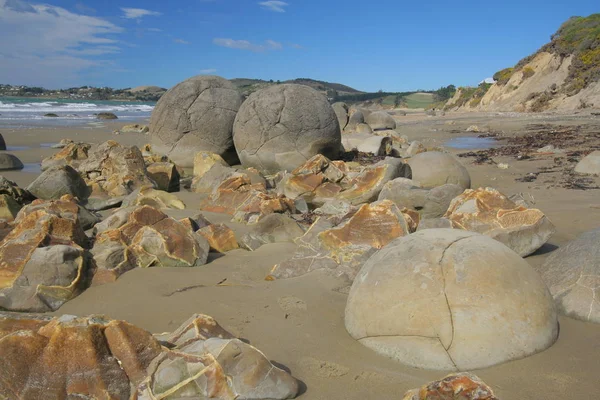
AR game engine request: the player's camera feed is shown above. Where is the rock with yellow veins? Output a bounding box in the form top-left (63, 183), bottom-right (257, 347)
top-left (91, 205), bottom-right (209, 284)
top-left (0, 196), bottom-right (90, 312)
top-left (41, 141), bottom-right (91, 171)
top-left (194, 151), bottom-right (229, 178)
top-left (146, 162), bottom-right (180, 192)
top-left (137, 314), bottom-right (299, 400)
top-left (122, 186), bottom-right (185, 210)
top-left (0, 193), bottom-right (21, 221)
top-left (269, 200), bottom-right (412, 282)
top-left (444, 187), bottom-right (555, 256)
top-left (402, 373), bottom-right (499, 400)
top-left (198, 223), bottom-right (239, 253)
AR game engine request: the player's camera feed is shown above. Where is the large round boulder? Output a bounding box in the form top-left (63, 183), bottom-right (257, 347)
top-left (0, 153), bottom-right (23, 171)
top-left (233, 84), bottom-right (341, 174)
top-left (345, 229), bottom-right (558, 371)
top-left (541, 228), bottom-right (600, 323)
top-left (149, 75), bottom-right (243, 167)
top-left (408, 151), bottom-right (471, 190)
top-left (332, 102), bottom-right (349, 131)
top-left (366, 111), bottom-right (396, 131)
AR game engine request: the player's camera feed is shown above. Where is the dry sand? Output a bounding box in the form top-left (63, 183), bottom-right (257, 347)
top-left (2, 113), bottom-right (600, 399)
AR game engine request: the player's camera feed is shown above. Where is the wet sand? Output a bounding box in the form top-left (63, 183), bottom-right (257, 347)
top-left (2, 112), bottom-right (600, 399)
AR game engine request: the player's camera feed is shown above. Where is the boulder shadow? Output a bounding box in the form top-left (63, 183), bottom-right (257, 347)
top-left (529, 242), bottom-right (559, 257)
top-left (270, 361), bottom-right (307, 396)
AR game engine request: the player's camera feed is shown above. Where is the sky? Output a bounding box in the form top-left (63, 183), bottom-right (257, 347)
top-left (0, 0), bottom-right (598, 92)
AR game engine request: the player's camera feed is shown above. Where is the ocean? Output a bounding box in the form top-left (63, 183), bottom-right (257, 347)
top-left (0, 97), bottom-right (155, 128)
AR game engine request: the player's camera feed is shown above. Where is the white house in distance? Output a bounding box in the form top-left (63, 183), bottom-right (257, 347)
top-left (479, 77), bottom-right (496, 84)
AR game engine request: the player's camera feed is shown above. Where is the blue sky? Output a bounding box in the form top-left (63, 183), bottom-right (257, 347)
top-left (0, 0), bottom-right (598, 91)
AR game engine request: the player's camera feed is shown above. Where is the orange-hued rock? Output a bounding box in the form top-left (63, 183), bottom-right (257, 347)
top-left (136, 314), bottom-right (299, 400)
top-left (91, 205), bottom-right (209, 284)
top-left (121, 186), bottom-right (185, 210)
top-left (0, 314), bottom-right (163, 399)
top-left (402, 373), bottom-right (499, 400)
top-left (444, 187), bottom-right (555, 256)
top-left (200, 175), bottom-right (295, 223)
top-left (269, 200), bottom-right (411, 282)
top-left (199, 223), bottom-right (239, 253)
top-left (41, 142), bottom-right (91, 171)
top-left (0, 196), bottom-right (90, 311)
top-left (78, 140), bottom-right (155, 199)
top-left (16, 194), bottom-right (100, 230)
top-left (146, 162), bottom-right (180, 192)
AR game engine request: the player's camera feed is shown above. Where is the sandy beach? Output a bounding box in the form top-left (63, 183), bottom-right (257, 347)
top-left (1, 111), bottom-right (600, 399)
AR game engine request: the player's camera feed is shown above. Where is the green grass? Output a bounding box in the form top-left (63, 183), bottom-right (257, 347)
top-left (403, 93), bottom-right (435, 109)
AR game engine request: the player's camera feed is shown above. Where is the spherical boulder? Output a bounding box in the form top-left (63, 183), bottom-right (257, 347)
top-left (345, 229), bottom-right (558, 371)
top-left (408, 151), bottom-right (471, 190)
top-left (366, 111), bottom-right (396, 131)
top-left (233, 84), bottom-right (342, 174)
top-left (0, 153), bottom-right (23, 171)
top-left (541, 228), bottom-right (600, 323)
top-left (149, 75), bottom-right (244, 168)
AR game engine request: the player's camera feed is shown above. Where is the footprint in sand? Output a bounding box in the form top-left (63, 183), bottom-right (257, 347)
top-left (277, 296), bottom-right (307, 312)
top-left (299, 357), bottom-right (349, 378)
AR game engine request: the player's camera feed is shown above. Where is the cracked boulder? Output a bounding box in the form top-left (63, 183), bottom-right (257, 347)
top-left (121, 186), bottom-right (185, 210)
top-left (233, 84), bottom-right (342, 174)
top-left (409, 151), bottom-right (471, 190)
top-left (268, 200), bottom-right (413, 282)
top-left (0, 196), bottom-right (91, 312)
top-left (365, 111), bottom-right (396, 131)
top-left (342, 133), bottom-right (393, 156)
top-left (378, 178), bottom-right (464, 219)
top-left (149, 75), bottom-right (244, 167)
top-left (198, 223), bottom-right (239, 253)
top-left (444, 187), bottom-right (555, 256)
top-left (91, 205), bottom-right (209, 284)
top-left (332, 102), bottom-right (349, 131)
top-left (78, 140), bottom-right (156, 204)
top-left (240, 213), bottom-right (305, 251)
top-left (0, 176), bottom-right (34, 204)
top-left (41, 141), bottom-right (90, 171)
top-left (27, 165), bottom-right (90, 200)
top-left (541, 228), bottom-right (600, 323)
top-left (146, 162), bottom-right (180, 192)
top-left (345, 228), bottom-right (558, 371)
top-left (402, 373), bottom-right (499, 400)
top-left (0, 314), bottom-right (163, 399)
top-left (17, 195), bottom-right (100, 231)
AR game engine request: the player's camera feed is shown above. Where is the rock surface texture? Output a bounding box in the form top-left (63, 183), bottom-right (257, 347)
top-left (541, 228), bottom-right (600, 323)
top-left (444, 187), bottom-right (555, 256)
top-left (402, 373), bottom-right (499, 400)
top-left (149, 75), bottom-right (244, 167)
top-left (345, 229), bottom-right (558, 370)
top-left (233, 84), bottom-right (342, 174)
top-left (409, 151), bottom-right (471, 190)
top-left (574, 150), bottom-right (600, 175)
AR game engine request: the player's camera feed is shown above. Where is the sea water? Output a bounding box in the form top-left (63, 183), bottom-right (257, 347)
top-left (0, 97), bottom-right (155, 128)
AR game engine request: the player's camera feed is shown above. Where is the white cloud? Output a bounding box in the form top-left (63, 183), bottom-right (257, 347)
top-left (173, 38), bottom-right (190, 44)
top-left (258, 1), bottom-right (288, 12)
top-left (199, 68), bottom-right (217, 74)
top-left (213, 38), bottom-right (283, 52)
top-left (121, 7), bottom-right (161, 20)
top-left (0, 0), bottom-right (123, 86)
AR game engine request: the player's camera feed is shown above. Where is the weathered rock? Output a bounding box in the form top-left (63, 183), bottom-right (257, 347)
top-left (78, 140), bottom-right (155, 199)
top-left (97, 112), bottom-right (118, 119)
top-left (194, 151), bottom-right (229, 178)
top-left (541, 228), bottom-right (600, 323)
top-left (409, 151), bottom-right (471, 190)
top-left (136, 314), bottom-right (299, 400)
top-left (145, 162), bottom-right (180, 192)
top-left (366, 111), bottom-right (396, 130)
top-left (0, 176), bottom-right (34, 204)
top-left (379, 178), bottom-right (464, 219)
top-left (0, 314), bottom-right (163, 399)
top-left (240, 213), bottom-right (305, 251)
top-left (0, 197), bottom-right (90, 312)
top-left (339, 158), bottom-right (412, 205)
top-left (233, 84), bottom-right (342, 174)
top-left (91, 205), bottom-right (209, 284)
top-left (373, 129), bottom-right (409, 146)
top-left (574, 150), bottom-right (600, 175)
top-left (342, 133), bottom-right (392, 156)
top-left (0, 153), bottom-right (23, 171)
top-left (269, 200), bottom-right (412, 281)
top-left (17, 195), bottom-right (100, 231)
top-left (356, 123), bottom-right (373, 134)
top-left (121, 186), bottom-right (185, 209)
top-left (346, 109), bottom-right (365, 132)
top-left (406, 140), bottom-right (426, 157)
top-left (0, 133), bottom-right (6, 150)
top-left (26, 165), bottom-right (89, 200)
top-left (416, 217), bottom-right (454, 230)
top-left (41, 142), bottom-right (90, 171)
top-left (345, 229), bottom-right (558, 370)
top-left (198, 223), bottom-right (239, 253)
top-left (51, 138), bottom-right (74, 148)
top-left (121, 124), bottom-right (149, 134)
top-left (150, 75), bottom-right (243, 167)
top-left (466, 125), bottom-right (480, 132)
top-left (332, 102), bottom-right (349, 131)
top-left (200, 175), bottom-right (294, 224)
top-left (444, 187), bottom-right (555, 256)
top-left (0, 194), bottom-right (21, 220)
top-left (402, 373), bottom-right (499, 400)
